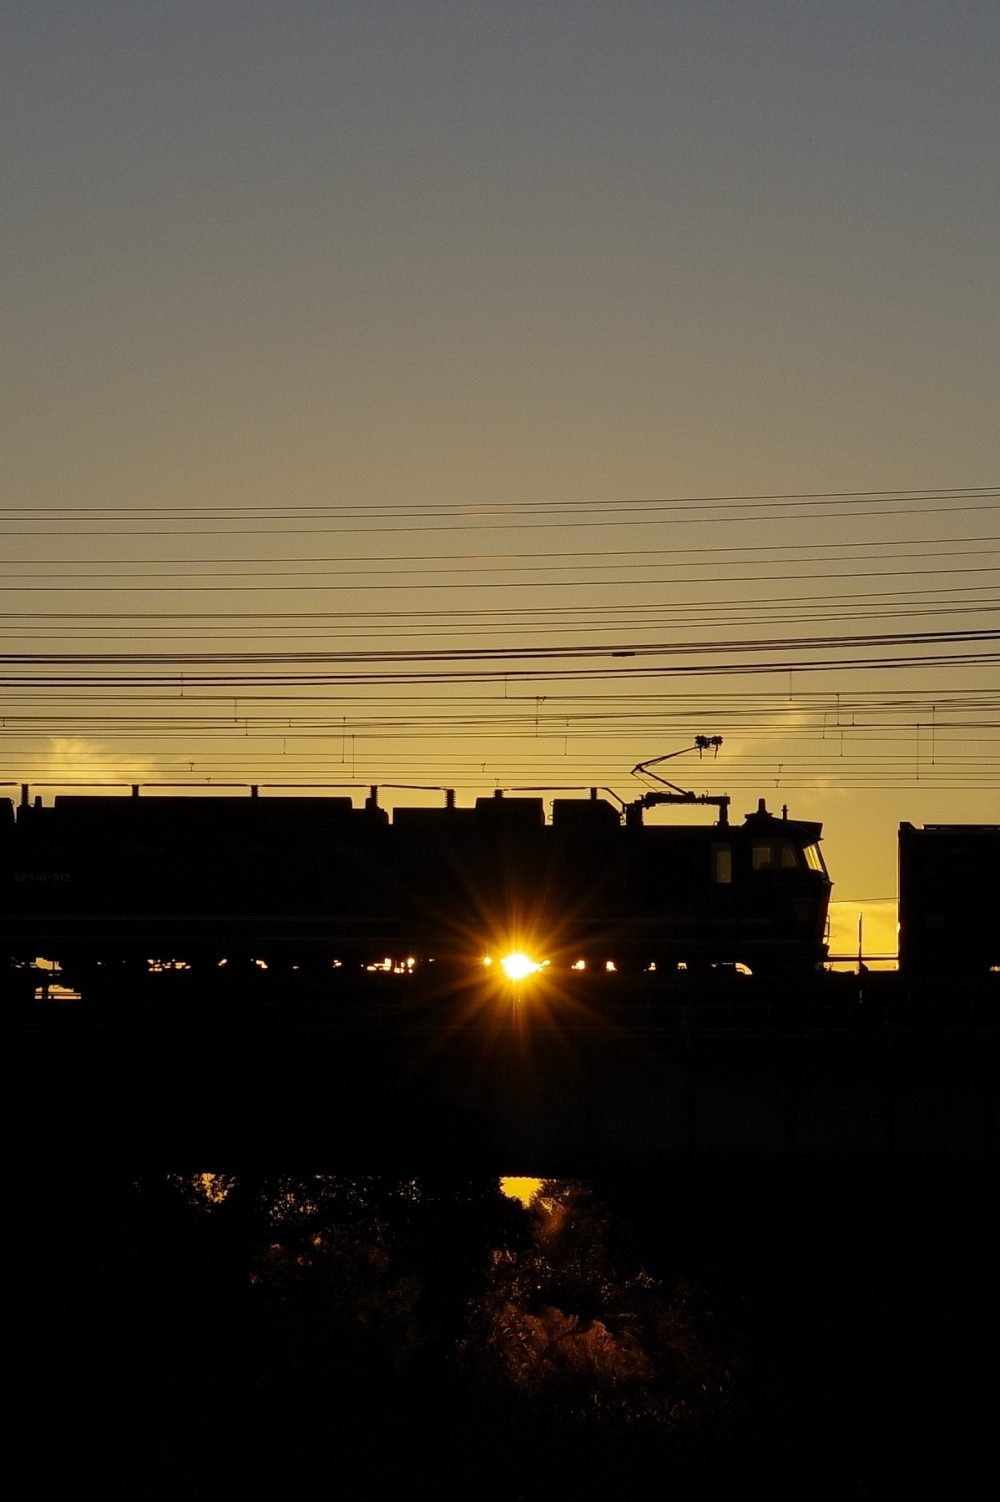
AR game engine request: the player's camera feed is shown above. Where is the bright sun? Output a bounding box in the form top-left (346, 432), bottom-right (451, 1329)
top-left (500, 952), bottom-right (543, 981)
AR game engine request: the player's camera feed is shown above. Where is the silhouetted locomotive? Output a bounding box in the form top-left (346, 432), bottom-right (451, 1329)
top-left (0, 784), bottom-right (833, 991)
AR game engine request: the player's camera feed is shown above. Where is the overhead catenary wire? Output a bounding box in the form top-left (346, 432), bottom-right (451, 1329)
top-left (3, 624), bottom-right (1000, 665)
top-left (4, 480), bottom-right (1000, 799)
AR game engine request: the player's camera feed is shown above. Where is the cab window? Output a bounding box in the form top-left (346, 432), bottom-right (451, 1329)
top-left (752, 840), bottom-right (799, 871)
top-left (711, 843), bottom-right (732, 884)
top-left (803, 842), bottom-right (827, 874)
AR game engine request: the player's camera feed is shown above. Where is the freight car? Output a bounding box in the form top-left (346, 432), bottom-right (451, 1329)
top-left (0, 785), bottom-right (832, 992)
top-left (898, 823), bottom-right (1000, 976)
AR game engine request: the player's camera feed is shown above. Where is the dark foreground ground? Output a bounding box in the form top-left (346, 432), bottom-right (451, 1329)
top-left (5, 1163), bottom-right (998, 1499)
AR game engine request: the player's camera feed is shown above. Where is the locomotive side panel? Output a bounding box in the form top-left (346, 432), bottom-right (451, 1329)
top-left (2, 795), bottom-right (403, 977)
top-left (616, 826), bottom-right (725, 968)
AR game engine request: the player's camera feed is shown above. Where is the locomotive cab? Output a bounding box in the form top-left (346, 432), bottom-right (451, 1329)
top-left (734, 800), bottom-right (830, 974)
top-left (612, 796), bottom-right (830, 976)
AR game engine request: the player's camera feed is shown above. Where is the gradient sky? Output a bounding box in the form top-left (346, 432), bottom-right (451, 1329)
top-left (2, 2), bottom-right (1000, 924)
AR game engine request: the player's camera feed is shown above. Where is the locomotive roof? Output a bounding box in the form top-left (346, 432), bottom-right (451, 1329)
top-left (3, 789), bottom-right (822, 843)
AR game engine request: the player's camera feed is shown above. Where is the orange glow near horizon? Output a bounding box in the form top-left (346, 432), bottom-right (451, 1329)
top-left (500, 1177), bottom-right (544, 1208)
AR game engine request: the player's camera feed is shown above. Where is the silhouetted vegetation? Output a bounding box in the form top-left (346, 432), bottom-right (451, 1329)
top-left (6, 1167), bottom-right (998, 1497)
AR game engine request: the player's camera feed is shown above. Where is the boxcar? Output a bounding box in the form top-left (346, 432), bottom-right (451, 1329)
top-left (898, 823), bottom-right (1000, 976)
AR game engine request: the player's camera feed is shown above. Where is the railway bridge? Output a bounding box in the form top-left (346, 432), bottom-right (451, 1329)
top-left (3, 973), bottom-right (998, 1168)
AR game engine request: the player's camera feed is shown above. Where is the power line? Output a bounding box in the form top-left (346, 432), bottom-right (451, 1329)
top-left (2, 624), bottom-right (999, 663)
top-left (3, 501), bottom-right (999, 538)
top-left (9, 530), bottom-right (1000, 568)
top-left (0, 483), bottom-right (995, 518)
top-left (3, 562), bottom-right (1000, 593)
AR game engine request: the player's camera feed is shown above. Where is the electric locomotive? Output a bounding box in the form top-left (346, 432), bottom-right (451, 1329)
top-left (0, 783), bottom-right (831, 992)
